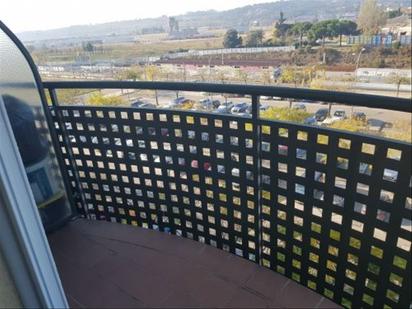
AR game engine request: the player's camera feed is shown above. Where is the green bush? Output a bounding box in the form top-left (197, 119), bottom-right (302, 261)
top-left (261, 107), bottom-right (311, 123)
top-left (87, 92), bottom-right (125, 106)
top-left (329, 118), bottom-right (366, 132)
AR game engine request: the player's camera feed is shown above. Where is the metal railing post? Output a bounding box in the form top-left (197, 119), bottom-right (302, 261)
top-left (252, 94), bottom-right (263, 265)
top-left (48, 88), bottom-right (89, 218)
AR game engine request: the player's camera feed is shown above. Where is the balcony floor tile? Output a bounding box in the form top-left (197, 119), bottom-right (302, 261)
top-left (48, 219), bottom-right (340, 308)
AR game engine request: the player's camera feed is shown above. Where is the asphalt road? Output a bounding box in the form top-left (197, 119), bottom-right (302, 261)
top-left (117, 89), bottom-right (411, 124)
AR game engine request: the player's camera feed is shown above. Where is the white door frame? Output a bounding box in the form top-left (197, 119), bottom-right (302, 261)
top-left (0, 95), bottom-right (68, 308)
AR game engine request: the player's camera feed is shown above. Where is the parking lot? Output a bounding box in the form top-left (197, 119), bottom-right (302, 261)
top-left (111, 89), bottom-right (411, 133)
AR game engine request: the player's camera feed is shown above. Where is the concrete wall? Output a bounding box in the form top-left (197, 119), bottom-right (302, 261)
top-left (0, 251), bottom-right (21, 308)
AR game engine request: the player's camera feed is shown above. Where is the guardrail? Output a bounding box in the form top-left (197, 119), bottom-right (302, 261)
top-left (44, 81), bottom-right (412, 308)
top-left (163, 46), bottom-right (295, 59)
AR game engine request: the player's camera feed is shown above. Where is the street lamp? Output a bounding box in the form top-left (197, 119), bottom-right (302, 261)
top-left (352, 48), bottom-right (366, 86)
top-left (351, 47), bottom-right (366, 116)
top-left (355, 47), bottom-right (366, 73)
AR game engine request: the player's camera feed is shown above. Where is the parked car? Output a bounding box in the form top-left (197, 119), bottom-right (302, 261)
top-left (352, 112), bottom-right (367, 121)
top-left (233, 104), bottom-right (253, 117)
top-left (181, 99), bottom-right (195, 109)
top-left (166, 97), bottom-right (194, 109)
top-left (131, 100), bottom-right (147, 108)
top-left (367, 119), bottom-right (392, 132)
top-left (165, 97), bottom-right (185, 108)
top-left (246, 104), bottom-right (253, 114)
top-left (304, 116), bottom-right (317, 125)
top-left (383, 169), bottom-right (398, 182)
top-left (137, 103), bottom-right (157, 109)
top-left (260, 96), bottom-right (272, 100)
top-left (293, 103), bottom-right (306, 111)
top-left (278, 145), bottom-right (288, 156)
top-left (199, 99), bottom-right (220, 110)
top-left (213, 103), bottom-right (234, 114)
top-left (212, 100), bottom-right (221, 108)
top-left (237, 104), bottom-right (253, 116)
top-left (260, 104), bottom-right (270, 111)
top-left (322, 110), bottom-right (347, 126)
top-left (333, 110), bottom-right (347, 120)
top-left (231, 102), bottom-right (249, 114)
top-left (314, 108), bottom-right (329, 122)
top-left (199, 99), bottom-right (214, 110)
top-left (359, 162), bottom-right (372, 175)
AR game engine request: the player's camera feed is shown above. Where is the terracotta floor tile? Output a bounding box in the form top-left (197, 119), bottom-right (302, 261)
top-left (243, 267), bottom-right (290, 303)
top-left (48, 219), bottom-right (341, 308)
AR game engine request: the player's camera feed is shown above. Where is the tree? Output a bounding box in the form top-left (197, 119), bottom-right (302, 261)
top-left (302, 65), bottom-right (318, 84)
top-left (118, 67), bottom-right (142, 81)
top-left (198, 67), bottom-right (209, 82)
top-left (168, 17), bottom-right (179, 33)
top-left (336, 20), bottom-right (358, 46)
top-left (55, 89), bottom-right (92, 105)
top-left (357, 0), bottom-right (387, 35)
top-left (223, 29), bottom-right (242, 48)
top-left (275, 11), bottom-right (291, 40)
top-left (82, 41), bottom-right (94, 53)
top-left (308, 20), bottom-right (331, 46)
top-left (290, 22), bottom-right (312, 47)
top-left (217, 71), bottom-right (227, 84)
top-left (388, 74), bottom-right (410, 97)
top-left (326, 20), bottom-right (340, 38)
top-left (279, 11), bottom-right (287, 24)
top-left (237, 68), bottom-right (249, 84)
top-left (261, 69), bottom-right (272, 85)
top-left (144, 65), bottom-right (160, 81)
top-left (280, 67), bottom-right (305, 108)
top-left (144, 65), bottom-right (160, 105)
top-left (280, 67), bottom-right (305, 87)
top-left (307, 20), bottom-right (358, 46)
top-left (303, 19), bottom-right (358, 46)
top-left (245, 30), bottom-right (263, 47)
top-left (387, 8), bottom-right (402, 19)
top-left (87, 92), bottom-right (125, 106)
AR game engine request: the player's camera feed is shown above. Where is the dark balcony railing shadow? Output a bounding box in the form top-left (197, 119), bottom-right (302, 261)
top-left (44, 81), bottom-right (411, 309)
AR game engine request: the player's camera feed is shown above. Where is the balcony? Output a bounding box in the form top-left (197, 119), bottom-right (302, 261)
top-left (42, 80), bottom-right (411, 309)
top-left (1, 21), bottom-right (411, 309)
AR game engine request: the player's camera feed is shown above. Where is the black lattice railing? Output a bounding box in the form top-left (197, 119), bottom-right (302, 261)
top-left (45, 81), bottom-right (411, 309)
top-left (52, 107), bottom-right (260, 261)
top-left (259, 119), bottom-right (411, 308)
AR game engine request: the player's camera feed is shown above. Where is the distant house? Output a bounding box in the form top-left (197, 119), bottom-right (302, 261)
top-left (381, 15), bottom-right (412, 36)
top-left (251, 20), bottom-right (260, 27)
top-left (400, 6), bottom-right (412, 16)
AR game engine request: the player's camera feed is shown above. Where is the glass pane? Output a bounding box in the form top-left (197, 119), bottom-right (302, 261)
top-left (0, 27), bottom-right (72, 230)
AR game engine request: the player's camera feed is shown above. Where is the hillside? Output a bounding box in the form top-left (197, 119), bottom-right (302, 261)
top-left (18, 0), bottom-right (409, 42)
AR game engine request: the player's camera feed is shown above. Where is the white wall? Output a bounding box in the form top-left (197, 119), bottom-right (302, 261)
top-left (0, 251), bottom-right (22, 308)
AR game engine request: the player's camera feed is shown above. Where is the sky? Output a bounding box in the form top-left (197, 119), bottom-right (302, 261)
top-left (1, 0), bottom-right (273, 33)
